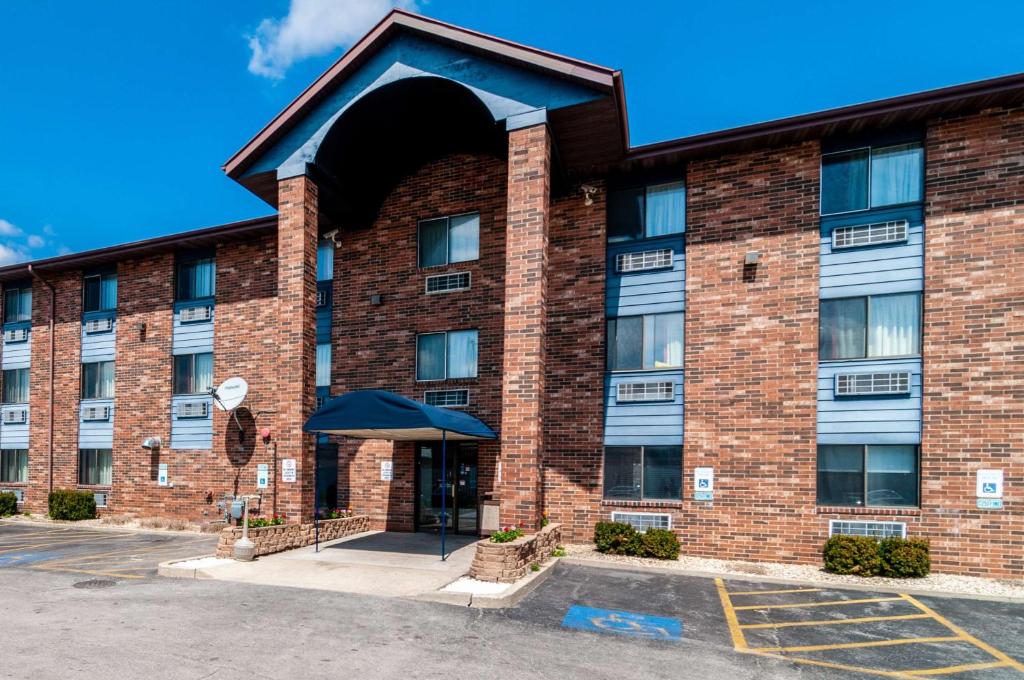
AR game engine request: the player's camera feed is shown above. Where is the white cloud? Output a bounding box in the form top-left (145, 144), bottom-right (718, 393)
top-left (0, 218), bottom-right (65, 265)
top-left (0, 243), bottom-right (30, 266)
top-left (0, 219), bottom-right (22, 237)
top-left (26, 234), bottom-right (45, 249)
top-left (247, 0), bottom-right (418, 79)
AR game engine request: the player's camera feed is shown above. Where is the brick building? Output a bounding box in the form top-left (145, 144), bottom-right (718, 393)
top-left (1, 11), bottom-right (1021, 578)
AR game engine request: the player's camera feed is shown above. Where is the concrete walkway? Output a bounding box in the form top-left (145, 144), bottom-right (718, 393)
top-left (167, 530), bottom-right (479, 597)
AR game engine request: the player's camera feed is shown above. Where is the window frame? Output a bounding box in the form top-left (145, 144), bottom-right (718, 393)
top-left (1, 368), bottom-right (29, 404)
top-left (3, 282), bottom-right (32, 324)
top-left (607, 181), bottom-right (686, 243)
top-left (818, 292), bottom-right (921, 362)
top-left (174, 254), bottom-right (216, 302)
top-left (415, 330), bottom-right (479, 382)
top-left (0, 449), bottom-right (27, 483)
top-left (816, 444), bottom-right (920, 508)
top-left (820, 142), bottom-right (924, 217)
top-left (82, 271), bottom-right (117, 313)
top-left (78, 448), bottom-right (112, 487)
top-left (172, 352), bottom-right (213, 396)
top-left (80, 360), bottom-right (115, 400)
top-left (602, 445), bottom-right (683, 502)
top-left (416, 211), bottom-right (481, 269)
top-left (607, 312), bottom-right (685, 372)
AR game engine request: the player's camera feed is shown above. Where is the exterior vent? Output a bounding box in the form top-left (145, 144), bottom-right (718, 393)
top-left (835, 371), bottom-right (911, 397)
top-left (0, 488), bottom-right (24, 503)
top-left (2, 409), bottom-right (27, 425)
top-left (84, 317), bottom-right (114, 334)
top-left (615, 249), bottom-right (673, 273)
top-left (832, 220), bottom-right (908, 249)
top-left (3, 328), bottom-right (28, 343)
top-left (93, 492), bottom-right (109, 508)
top-left (425, 272), bottom-right (471, 294)
top-left (829, 520), bottom-right (906, 539)
top-left (179, 305), bottom-right (212, 323)
top-left (177, 401), bottom-right (209, 419)
top-left (616, 382), bottom-right (674, 403)
top-left (610, 511), bottom-right (671, 533)
top-left (82, 405), bottom-right (111, 421)
top-left (424, 389), bottom-right (469, 408)
top-left (316, 289), bottom-right (329, 307)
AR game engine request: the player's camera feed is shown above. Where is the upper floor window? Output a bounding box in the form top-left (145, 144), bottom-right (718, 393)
top-left (817, 444), bottom-right (918, 508)
top-left (2, 368), bottom-right (29, 404)
top-left (418, 213), bottom-right (479, 268)
top-left (607, 312), bottom-right (684, 371)
top-left (317, 239), bottom-right (334, 282)
top-left (3, 282), bottom-right (31, 324)
top-left (604, 445), bottom-right (682, 501)
top-left (821, 142), bottom-right (923, 215)
top-left (416, 330), bottom-right (478, 381)
top-left (819, 293), bottom-right (920, 361)
top-left (83, 271), bottom-right (117, 313)
top-left (0, 449), bottom-right (27, 483)
top-left (316, 343), bottom-right (331, 387)
top-left (173, 352), bottom-right (213, 395)
top-left (608, 181), bottom-right (685, 243)
top-left (176, 255), bottom-right (216, 301)
top-left (81, 361), bottom-right (115, 400)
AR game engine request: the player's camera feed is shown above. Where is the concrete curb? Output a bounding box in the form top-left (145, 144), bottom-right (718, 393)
top-left (157, 555), bottom-right (223, 580)
top-left (1, 517), bottom-right (217, 538)
top-left (415, 556), bottom-right (558, 609)
top-left (563, 557), bottom-right (1024, 605)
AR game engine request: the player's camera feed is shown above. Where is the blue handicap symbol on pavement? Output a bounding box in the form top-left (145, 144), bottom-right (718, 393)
top-left (561, 605), bottom-right (682, 641)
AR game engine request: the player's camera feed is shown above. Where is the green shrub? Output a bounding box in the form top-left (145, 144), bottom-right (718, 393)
top-left (822, 535), bottom-right (881, 576)
top-left (640, 528), bottom-right (680, 560)
top-left (48, 489), bottom-right (97, 521)
top-left (879, 537), bottom-right (930, 578)
top-left (0, 491), bottom-right (17, 517)
top-left (594, 521), bottom-right (638, 555)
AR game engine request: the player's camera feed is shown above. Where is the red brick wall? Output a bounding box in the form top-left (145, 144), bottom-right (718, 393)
top-left (920, 106), bottom-right (1024, 577)
top-left (328, 152), bottom-right (508, 531)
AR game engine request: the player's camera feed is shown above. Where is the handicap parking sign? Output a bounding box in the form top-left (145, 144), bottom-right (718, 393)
top-left (976, 469), bottom-right (1003, 499)
top-left (562, 605), bottom-right (682, 642)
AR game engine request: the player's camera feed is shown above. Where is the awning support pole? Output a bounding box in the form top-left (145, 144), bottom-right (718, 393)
top-left (314, 444), bottom-right (320, 553)
top-left (441, 429), bottom-right (447, 562)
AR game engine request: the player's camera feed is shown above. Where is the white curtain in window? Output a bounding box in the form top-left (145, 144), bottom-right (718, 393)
top-left (448, 214), bottom-right (480, 264)
top-left (869, 294), bottom-right (920, 357)
top-left (871, 144), bottom-right (923, 207)
top-left (646, 313), bottom-right (684, 368)
top-left (194, 353), bottom-right (214, 393)
top-left (447, 330), bottom-right (478, 379)
top-left (316, 343), bottom-right (332, 387)
top-left (98, 450), bottom-right (113, 486)
top-left (867, 445), bottom-right (916, 473)
top-left (192, 259), bottom-right (215, 298)
top-left (645, 182), bottom-right (685, 237)
top-left (100, 276), bottom-right (117, 310)
top-left (317, 241), bottom-right (334, 282)
top-left (100, 361), bottom-right (115, 398)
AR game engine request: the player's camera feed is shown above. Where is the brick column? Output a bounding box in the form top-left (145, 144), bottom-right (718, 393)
top-left (276, 174), bottom-right (319, 520)
top-left (498, 124), bottom-right (551, 530)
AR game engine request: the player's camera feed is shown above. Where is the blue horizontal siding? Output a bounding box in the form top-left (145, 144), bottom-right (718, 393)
top-left (79, 399), bottom-right (114, 449)
top-left (817, 358), bottom-right (921, 445)
top-left (606, 236), bottom-right (685, 317)
top-left (170, 395), bottom-right (213, 450)
top-left (81, 315), bottom-right (116, 362)
top-left (2, 330), bottom-right (31, 369)
top-left (172, 301), bottom-right (214, 355)
top-left (0, 406), bottom-right (29, 448)
top-left (603, 370), bottom-right (683, 446)
top-left (820, 209), bottom-right (923, 299)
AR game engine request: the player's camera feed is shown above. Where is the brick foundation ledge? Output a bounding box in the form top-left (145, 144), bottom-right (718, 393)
top-left (469, 523), bottom-right (561, 583)
top-left (215, 515), bottom-right (370, 558)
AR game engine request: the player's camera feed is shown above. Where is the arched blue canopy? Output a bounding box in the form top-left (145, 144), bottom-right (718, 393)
top-left (303, 389), bottom-right (496, 441)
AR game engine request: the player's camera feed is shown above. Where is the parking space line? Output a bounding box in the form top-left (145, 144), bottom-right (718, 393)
top-left (34, 565), bottom-right (145, 580)
top-left (729, 587), bottom-right (822, 596)
top-left (751, 636), bottom-right (963, 653)
top-left (739, 613), bottom-right (931, 629)
top-left (715, 578), bottom-right (748, 650)
top-left (749, 651), bottom-right (915, 678)
top-left (902, 660), bottom-right (1011, 676)
top-left (733, 596), bottom-right (903, 611)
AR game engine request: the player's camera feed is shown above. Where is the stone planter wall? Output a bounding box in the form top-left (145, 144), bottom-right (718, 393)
top-left (216, 515), bottom-right (370, 558)
top-left (469, 523), bottom-right (561, 583)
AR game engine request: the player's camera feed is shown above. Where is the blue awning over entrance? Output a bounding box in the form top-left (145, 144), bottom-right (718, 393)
top-left (302, 389), bottom-right (497, 441)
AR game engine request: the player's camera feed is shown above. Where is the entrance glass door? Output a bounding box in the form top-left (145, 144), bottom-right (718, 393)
top-left (416, 442), bottom-right (478, 535)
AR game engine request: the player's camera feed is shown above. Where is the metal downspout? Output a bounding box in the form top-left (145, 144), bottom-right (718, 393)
top-left (27, 265), bottom-right (55, 497)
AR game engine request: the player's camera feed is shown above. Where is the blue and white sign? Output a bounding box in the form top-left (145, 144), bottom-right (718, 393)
top-left (694, 491), bottom-right (713, 502)
top-left (977, 498), bottom-right (1004, 510)
top-left (694, 467), bottom-right (714, 500)
top-left (561, 605), bottom-right (681, 642)
top-left (157, 463), bottom-right (168, 487)
top-left (256, 464), bottom-right (269, 489)
top-left (976, 469), bottom-right (1003, 499)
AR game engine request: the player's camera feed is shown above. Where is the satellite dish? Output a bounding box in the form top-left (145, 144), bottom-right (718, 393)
top-left (213, 377), bottom-right (248, 412)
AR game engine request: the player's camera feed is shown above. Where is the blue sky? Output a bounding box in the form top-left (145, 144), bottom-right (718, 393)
top-left (1, 0), bottom-right (1021, 263)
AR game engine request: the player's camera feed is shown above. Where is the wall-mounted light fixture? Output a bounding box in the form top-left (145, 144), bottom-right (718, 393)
top-left (744, 251), bottom-right (761, 266)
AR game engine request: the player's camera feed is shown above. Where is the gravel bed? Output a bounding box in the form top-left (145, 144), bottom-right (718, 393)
top-left (563, 543), bottom-right (1024, 600)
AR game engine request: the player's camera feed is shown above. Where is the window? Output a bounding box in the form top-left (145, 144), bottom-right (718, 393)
top-left (2, 368), bottom-right (28, 404)
top-left (418, 213), bottom-right (480, 268)
top-left (78, 449), bottom-right (112, 486)
top-left (175, 255), bottom-right (215, 301)
top-left (317, 239), bottom-right (334, 282)
top-left (817, 445), bottom-right (919, 507)
top-left (0, 449), bottom-right (27, 483)
top-left (81, 361), bottom-right (114, 400)
top-left (603, 446), bottom-right (682, 501)
top-left (173, 353), bottom-right (213, 395)
top-left (316, 343), bottom-right (331, 387)
top-left (83, 271), bottom-right (117, 312)
top-left (416, 330), bottom-right (478, 381)
top-left (608, 181), bottom-right (685, 242)
top-left (3, 282), bottom-right (31, 324)
top-left (607, 313), bottom-right (684, 371)
top-left (821, 142), bottom-right (923, 215)
top-left (819, 293), bottom-right (920, 361)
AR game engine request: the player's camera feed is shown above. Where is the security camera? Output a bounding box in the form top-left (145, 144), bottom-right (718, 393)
top-left (580, 184), bottom-right (598, 206)
top-left (323, 229), bottom-right (341, 248)
top-left (141, 436), bottom-right (163, 450)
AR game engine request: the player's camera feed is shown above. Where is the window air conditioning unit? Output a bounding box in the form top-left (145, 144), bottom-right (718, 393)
top-left (82, 405), bottom-right (111, 421)
top-left (179, 305), bottom-right (212, 323)
top-left (3, 328), bottom-right (28, 343)
top-left (615, 249), bottom-right (673, 273)
top-left (425, 272), bottom-right (471, 294)
top-left (611, 511), bottom-right (672, 533)
top-left (835, 372), bottom-right (911, 397)
top-left (84, 317), bottom-right (114, 334)
top-left (423, 389), bottom-right (469, 408)
top-left (0, 488), bottom-right (24, 503)
top-left (616, 382), bottom-right (674, 403)
top-left (177, 401), bottom-right (209, 419)
top-left (316, 289), bottom-right (329, 307)
top-left (93, 492), bottom-right (109, 508)
top-left (832, 220), bottom-right (908, 250)
top-left (2, 409), bottom-right (27, 425)
top-left (829, 520), bottom-right (906, 539)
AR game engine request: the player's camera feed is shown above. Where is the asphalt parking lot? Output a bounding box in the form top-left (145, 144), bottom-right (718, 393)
top-left (0, 521), bottom-right (217, 580)
top-left (504, 562), bottom-right (1024, 678)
